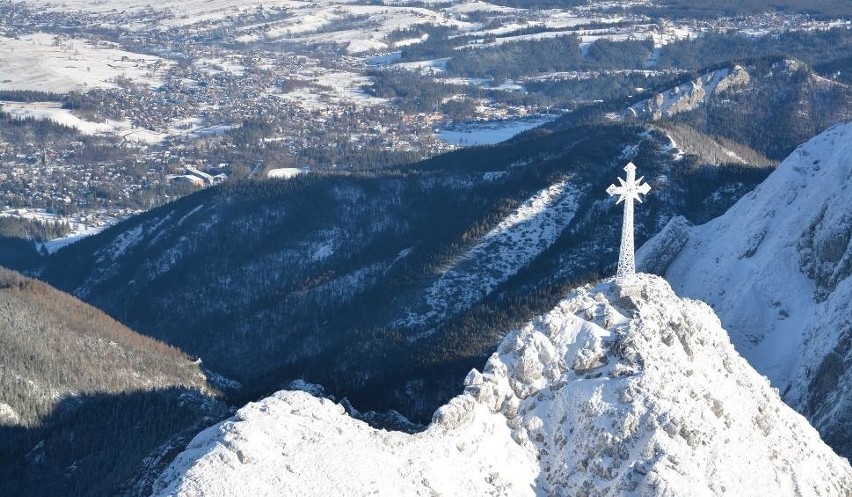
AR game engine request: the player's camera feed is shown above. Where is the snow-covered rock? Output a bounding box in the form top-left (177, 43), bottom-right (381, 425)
top-left (635, 214), bottom-right (692, 276)
top-left (638, 121), bottom-right (852, 458)
top-left (624, 66), bottom-right (750, 121)
top-left (152, 389), bottom-right (535, 496)
top-left (152, 275), bottom-right (851, 496)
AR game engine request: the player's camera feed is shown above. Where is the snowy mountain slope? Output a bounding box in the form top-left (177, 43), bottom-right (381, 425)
top-left (152, 275), bottom-right (852, 497)
top-left (397, 180), bottom-right (580, 332)
top-left (637, 121), bottom-right (852, 458)
top-left (153, 391), bottom-right (536, 496)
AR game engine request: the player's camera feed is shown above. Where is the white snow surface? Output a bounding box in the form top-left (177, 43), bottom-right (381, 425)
top-left (266, 167), bottom-right (308, 179)
top-left (639, 122), bottom-right (852, 404)
top-left (152, 275), bottom-right (852, 496)
top-left (398, 180), bottom-right (579, 331)
top-left (0, 101), bottom-right (163, 143)
top-left (0, 207), bottom-right (134, 253)
top-left (0, 403), bottom-right (19, 423)
top-left (437, 115), bottom-right (559, 146)
top-left (0, 33), bottom-right (170, 93)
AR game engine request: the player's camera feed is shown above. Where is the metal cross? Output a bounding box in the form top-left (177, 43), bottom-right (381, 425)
top-left (607, 162), bottom-right (651, 282)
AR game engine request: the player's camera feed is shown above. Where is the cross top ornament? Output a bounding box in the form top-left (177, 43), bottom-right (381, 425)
top-left (607, 162), bottom-right (651, 283)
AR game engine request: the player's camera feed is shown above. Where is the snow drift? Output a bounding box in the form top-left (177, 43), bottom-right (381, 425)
top-left (638, 121), bottom-right (852, 457)
top-left (152, 275), bottom-right (851, 496)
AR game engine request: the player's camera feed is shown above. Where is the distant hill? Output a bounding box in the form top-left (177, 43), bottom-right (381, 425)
top-left (489, 0), bottom-right (851, 18)
top-left (0, 266), bottom-right (225, 496)
top-left (617, 58), bottom-right (852, 160)
top-left (645, 0), bottom-right (852, 19)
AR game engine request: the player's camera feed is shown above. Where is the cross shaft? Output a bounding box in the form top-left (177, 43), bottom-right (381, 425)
top-left (607, 162), bottom-right (651, 282)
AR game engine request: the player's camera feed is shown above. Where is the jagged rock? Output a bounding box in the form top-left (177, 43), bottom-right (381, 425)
top-left (625, 66), bottom-right (751, 121)
top-left (636, 215), bottom-right (692, 275)
top-left (640, 121), bottom-right (852, 460)
top-left (800, 206), bottom-right (852, 298)
top-left (152, 275), bottom-right (852, 496)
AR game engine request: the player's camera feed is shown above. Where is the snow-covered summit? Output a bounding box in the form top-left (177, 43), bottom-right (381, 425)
top-left (637, 121), bottom-right (852, 458)
top-left (152, 275), bottom-right (852, 496)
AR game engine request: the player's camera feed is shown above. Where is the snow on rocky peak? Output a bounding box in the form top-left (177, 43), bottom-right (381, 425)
top-left (152, 275), bottom-right (851, 496)
top-left (637, 121), bottom-right (852, 458)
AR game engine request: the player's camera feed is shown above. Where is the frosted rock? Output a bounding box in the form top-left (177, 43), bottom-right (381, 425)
top-left (0, 403), bottom-right (19, 423)
top-left (800, 206), bottom-right (852, 296)
top-left (153, 276), bottom-right (852, 497)
top-left (431, 394), bottom-right (475, 429)
top-left (641, 122), bottom-right (852, 459)
top-left (636, 215), bottom-right (692, 275)
top-left (714, 65), bottom-right (750, 94)
top-left (625, 66), bottom-right (751, 121)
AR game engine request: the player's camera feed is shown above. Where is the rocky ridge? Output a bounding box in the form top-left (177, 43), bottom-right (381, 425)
top-left (638, 121), bottom-right (852, 458)
top-left (153, 275), bottom-right (852, 496)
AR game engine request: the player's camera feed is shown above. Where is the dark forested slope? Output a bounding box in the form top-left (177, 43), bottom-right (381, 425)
top-left (0, 267), bottom-right (224, 497)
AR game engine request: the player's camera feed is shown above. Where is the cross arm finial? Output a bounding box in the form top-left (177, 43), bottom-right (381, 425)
top-left (607, 162), bottom-right (651, 205)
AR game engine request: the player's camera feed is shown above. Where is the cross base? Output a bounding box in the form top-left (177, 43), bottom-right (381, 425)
top-left (613, 275), bottom-right (642, 299)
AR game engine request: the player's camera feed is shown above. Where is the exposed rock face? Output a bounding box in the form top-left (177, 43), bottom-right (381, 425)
top-left (638, 122), bottom-right (852, 459)
top-left (153, 275), bottom-right (852, 497)
top-left (799, 204), bottom-right (852, 298)
top-left (626, 66), bottom-right (751, 121)
top-left (636, 215), bottom-right (692, 275)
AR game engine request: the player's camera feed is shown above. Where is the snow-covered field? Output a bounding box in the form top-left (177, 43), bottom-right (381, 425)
top-left (5, 0), bottom-right (706, 71)
top-left (24, 0), bottom-right (273, 21)
top-left (0, 101), bottom-right (164, 143)
top-left (437, 114), bottom-right (559, 146)
top-left (398, 180), bottom-right (579, 332)
top-left (0, 207), bottom-right (134, 253)
top-left (275, 69), bottom-right (389, 109)
top-left (267, 167), bottom-right (308, 179)
top-left (251, 3), bottom-right (473, 54)
top-left (0, 33), bottom-right (170, 93)
top-left (152, 275), bottom-right (852, 496)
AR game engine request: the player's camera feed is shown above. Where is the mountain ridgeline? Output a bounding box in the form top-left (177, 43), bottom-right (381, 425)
top-left (614, 57), bottom-right (852, 161)
top-left (25, 57), bottom-right (852, 431)
top-left (37, 119), bottom-right (771, 422)
top-left (3, 54), bottom-right (851, 495)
